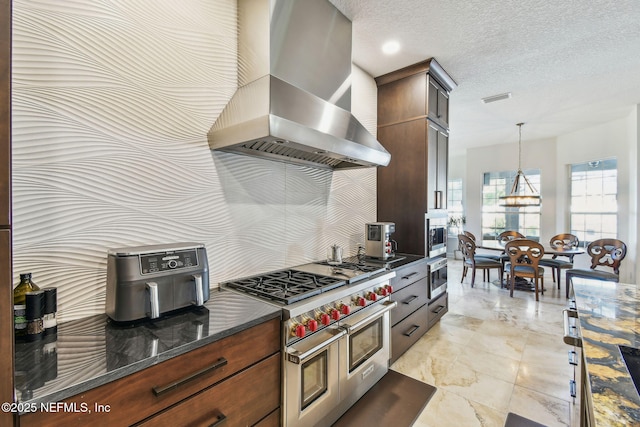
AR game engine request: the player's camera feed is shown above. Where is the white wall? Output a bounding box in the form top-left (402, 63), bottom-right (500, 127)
top-left (11, 0), bottom-right (378, 321)
top-left (556, 109), bottom-right (638, 283)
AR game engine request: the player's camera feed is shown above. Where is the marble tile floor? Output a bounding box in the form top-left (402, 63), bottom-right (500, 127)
top-left (391, 257), bottom-right (574, 427)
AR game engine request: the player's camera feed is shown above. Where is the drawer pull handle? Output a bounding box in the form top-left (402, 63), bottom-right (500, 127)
top-left (402, 272), bottom-right (419, 280)
top-left (403, 295), bottom-right (418, 305)
top-left (569, 379), bottom-right (577, 398)
top-left (403, 324), bottom-right (420, 337)
top-left (209, 413), bottom-right (227, 427)
top-left (153, 357), bottom-right (228, 396)
top-left (432, 305), bottom-right (445, 314)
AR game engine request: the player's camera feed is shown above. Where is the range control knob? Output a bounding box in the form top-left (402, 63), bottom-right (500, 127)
top-left (340, 304), bottom-right (351, 316)
top-left (293, 324), bottom-right (306, 338)
top-left (330, 309), bottom-right (341, 321)
top-left (368, 292), bottom-right (378, 302)
top-left (307, 319), bottom-right (318, 332)
top-left (320, 313), bottom-right (331, 326)
top-left (385, 284), bottom-right (394, 294)
top-left (356, 296), bottom-right (367, 307)
top-left (377, 287), bottom-right (389, 297)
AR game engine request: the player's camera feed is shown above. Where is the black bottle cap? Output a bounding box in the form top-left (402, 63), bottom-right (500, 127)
top-left (25, 291), bottom-right (44, 320)
top-left (43, 287), bottom-right (57, 314)
top-left (20, 273), bottom-right (32, 281)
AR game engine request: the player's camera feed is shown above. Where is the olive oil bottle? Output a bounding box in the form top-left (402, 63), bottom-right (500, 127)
top-left (14, 273), bottom-right (40, 341)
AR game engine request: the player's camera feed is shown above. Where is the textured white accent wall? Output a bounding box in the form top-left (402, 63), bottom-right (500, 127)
top-left (12, 0), bottom-right (378, 321)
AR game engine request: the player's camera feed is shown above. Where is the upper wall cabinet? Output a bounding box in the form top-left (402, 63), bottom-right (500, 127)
top-left (427, 77), bottom-right (449, 129)
top-left (376, 58), bottom-right (456, 131)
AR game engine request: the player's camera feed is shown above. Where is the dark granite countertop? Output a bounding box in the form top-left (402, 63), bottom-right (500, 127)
top-left (14, 289), bottom-right (281, 412)
top-left (572, 279), bottom-right (640, 426)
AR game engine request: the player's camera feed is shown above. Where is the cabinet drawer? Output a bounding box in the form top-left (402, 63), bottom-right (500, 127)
top-left (20, 318), bottom-right (280, 427)
top-left (390, 277), bottom-right (428, 326)
top-left (427, 292), bottom-right (448, 329)
top-left (255, 409), bottom-right (280, 427)
top-left (139, 353), bottom-right (280, 427)
top-left (390, 304), bottom-right (428, 365)
top-left (391, 261), bottom-right (428, 292)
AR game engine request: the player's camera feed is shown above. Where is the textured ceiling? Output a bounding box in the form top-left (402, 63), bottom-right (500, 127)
top-left (329, 0), bottom-right (640, 152)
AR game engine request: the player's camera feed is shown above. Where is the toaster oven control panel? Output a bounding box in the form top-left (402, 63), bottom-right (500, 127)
top-left (140, 249), bottom-right (199, 274)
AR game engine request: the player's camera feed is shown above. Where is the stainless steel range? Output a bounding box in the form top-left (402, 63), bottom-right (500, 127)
top-left (222, 260), bottom-right (396, 427)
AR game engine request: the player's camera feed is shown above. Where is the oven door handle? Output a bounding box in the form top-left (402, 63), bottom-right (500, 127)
top-left (341, 300), bottom-right (397, 334)
top-left (286, 328), bottom-right (346, 364)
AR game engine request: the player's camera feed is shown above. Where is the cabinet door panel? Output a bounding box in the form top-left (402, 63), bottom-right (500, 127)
top-left (437, 130), bottom-right (449, 209)
top-left (390, 304), bottom-right (428, 364)
top-left (377, 73), bottom-right (427, 126)
top-left (428, 293), bottom-right (448, 329)
top-left (438, 89), bottom-right (449, 126)
top-left (0, 229), bottom-right (13, 427)
top-left (427, 77), bottom-right (449, 129)
top-left (427, 122), bottom-right (439, 211)
top-left (377, 120), bottom-right (427, 255)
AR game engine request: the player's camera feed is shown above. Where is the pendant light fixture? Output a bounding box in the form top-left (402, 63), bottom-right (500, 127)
top-left (499, 122), bottom-right (541, 207)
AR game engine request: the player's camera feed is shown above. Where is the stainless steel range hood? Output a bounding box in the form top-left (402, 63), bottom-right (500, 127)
top-left (208, 0), bottom-right (391, 170)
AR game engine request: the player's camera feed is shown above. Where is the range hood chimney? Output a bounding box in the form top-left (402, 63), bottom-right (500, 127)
top-left (208, 0), bottom-right (391, 170)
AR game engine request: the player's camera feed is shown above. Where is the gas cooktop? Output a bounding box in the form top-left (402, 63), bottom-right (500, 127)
top-left (221, 269), bottom-right (346, 305)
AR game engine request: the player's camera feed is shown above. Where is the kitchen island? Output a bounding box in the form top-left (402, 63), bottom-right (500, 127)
top-left (572, 279), bottom-right (640, 426)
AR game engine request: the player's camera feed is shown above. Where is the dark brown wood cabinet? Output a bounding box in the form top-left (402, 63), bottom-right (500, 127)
top-left (389, 259), bottom-right (428, 364)
top-left (375, 58), bottom-right (455, 256)
top-left (427, 121), bottom-right (449, 211)
top-left (427, 292), bottom-right (448, 329)
top-left (0, 1), bottom-right (14, 426)
top-left (20, 318), bottom-right (281, 427)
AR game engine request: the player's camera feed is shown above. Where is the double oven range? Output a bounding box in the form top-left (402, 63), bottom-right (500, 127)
top-left (222, 259), bottom-right (397, 427)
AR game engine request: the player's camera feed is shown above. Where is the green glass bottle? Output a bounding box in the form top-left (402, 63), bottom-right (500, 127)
top-left (14, 273), bottom-right (40, 341)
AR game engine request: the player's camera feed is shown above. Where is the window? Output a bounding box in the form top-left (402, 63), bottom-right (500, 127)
top-left (570, 159), bottom-right (617, 244)
top-left (481, 169), bottom-right (541, 241)
top-left (447, 178), bottom-right (464, 235)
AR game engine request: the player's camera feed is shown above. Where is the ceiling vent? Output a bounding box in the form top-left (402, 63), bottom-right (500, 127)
top-left (481, 92), bottom-right (512, 104)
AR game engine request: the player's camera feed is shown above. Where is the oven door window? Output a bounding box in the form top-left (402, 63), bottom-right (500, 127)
top-left (349, 317), bottom-right (383, 372)
top-left (431, 266), bottom-right (447, 292)
top-left (301, 351), bottom-right (328, 409)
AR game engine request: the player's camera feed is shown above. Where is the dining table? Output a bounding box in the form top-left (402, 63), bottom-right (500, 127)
top-left (477, 239), bottom-right (586, 291)
top-left (478, 239), bottom-right (586, 257)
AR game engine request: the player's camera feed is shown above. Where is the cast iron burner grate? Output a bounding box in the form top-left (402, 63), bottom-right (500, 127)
top-left (223, 270), bottom-right (346, 305)
top-left (314, 260), bottom-right (385, 274)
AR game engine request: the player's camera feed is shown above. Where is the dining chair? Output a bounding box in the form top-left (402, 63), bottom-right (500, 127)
top-left (539, 233), bottom-right (579, 292)
top-left (462, 231), bottom-right (501, 261)
top-left (458, 234), bottom-right (503, 287)
top-left (504, 239), bottom-right (545, 301)
top-left (497, 230), bottom-right (525, 245)
top-left (496, 230), bottom-right (525, 266)
top-left (565, 238), bottom-right (627, 298)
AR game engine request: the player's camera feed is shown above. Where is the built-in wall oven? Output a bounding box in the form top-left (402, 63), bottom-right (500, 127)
top-left (428, 256), bottom-right (447, 300)
top-left (425, 211), bottom-right (448, 258)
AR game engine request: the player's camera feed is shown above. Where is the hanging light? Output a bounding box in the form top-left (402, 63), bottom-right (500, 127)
top-left (499, 123), bottom-right (541, 207)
